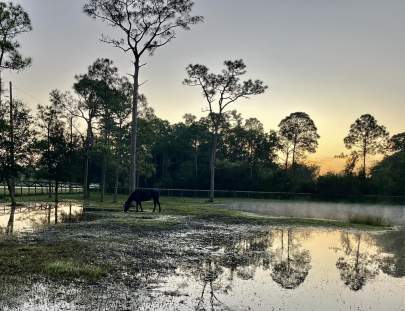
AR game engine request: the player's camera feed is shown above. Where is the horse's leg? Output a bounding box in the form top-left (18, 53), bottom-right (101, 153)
top-left (153, 200), bottom-right (156, 213)
top-left (139, 202), bottom-right (144, 212)
top-left (158, 200), bottom-right (161, 213)
top-left (135, 202), bottom-right (139, 213)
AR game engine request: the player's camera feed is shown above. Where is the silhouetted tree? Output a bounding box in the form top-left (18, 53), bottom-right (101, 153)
top-left (35, 97), bottom-right (71, 203)
top-left (389, 132), bottom-right (405, 153)
top-left (0, 2), bottom-right (32, 104)
top-left (227, 118), bottom-right (279, 179)
top-left (184, 59), bottom-right (267, 201)
top-left (84, 0), bottom-right (203, 192)
top-left (371, 152), bottom-right (405, 195)
top-left (87, 58), bottom-right (120, 201)
top-left (55, 65), bottom-right (104, 199)
top-left (278, 112), bottom-right (319, 176)
top-left (110, 80), bottom-right (132, 201)
top-left (0, 100), bottom-right (35, 205)
top-left (344, 114), bottom-right (389, 177)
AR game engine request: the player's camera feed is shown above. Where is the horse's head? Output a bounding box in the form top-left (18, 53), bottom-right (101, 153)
top-left (123, 201), bottom-right (130, 213)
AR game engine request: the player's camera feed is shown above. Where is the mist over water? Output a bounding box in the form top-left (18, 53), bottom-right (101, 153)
top-left (226, 200), bottom-right (405, 225)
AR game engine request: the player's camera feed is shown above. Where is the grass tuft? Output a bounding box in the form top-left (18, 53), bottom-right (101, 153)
top-left (45, 260), bottom-right (106, 281)
top-left (348, 215), bottom-right (388, 227)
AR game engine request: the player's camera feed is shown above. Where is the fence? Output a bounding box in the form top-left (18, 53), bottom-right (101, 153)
top-left (138, 188), bottom-right (313, 200)
top-left (0, 181), bottom-right (83, 197)
top-left (136, 188), bottom-right (405, 204)
top-left (1, 183), bottom-right (404, 204)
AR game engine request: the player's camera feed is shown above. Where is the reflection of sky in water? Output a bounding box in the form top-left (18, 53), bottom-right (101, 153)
top-left (0, 224), bottom-right (404, 310)
top-left (160, 229), bottom-right (405, 311)
top-left (0, 202), bottom-right (83, 235)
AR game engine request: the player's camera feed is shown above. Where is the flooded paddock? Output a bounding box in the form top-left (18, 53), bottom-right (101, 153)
top-left (0, 202), bottom-right (84, 236)
top-left (226, 200), bottom-right (405, 225)
top-left (158, 229), bottom-right (405, 311)
top-left (0, 220), bottom-right (404, 310)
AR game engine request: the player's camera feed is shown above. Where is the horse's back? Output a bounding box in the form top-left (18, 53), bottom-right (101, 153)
top-left (131, 189), bottom-right (160, 202)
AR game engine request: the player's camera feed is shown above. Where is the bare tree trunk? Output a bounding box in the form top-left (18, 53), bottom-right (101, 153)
top-left (101, 151), bottom-right (106, 202)
top-left (113, 167), bottom-right (119, 203)
top-left (363, 146), bottom-right (367, 178)
top-left (6, 179), bottom-right (16, 207)
top-left (130, 61), bottom-right (140, 193)
top-left (48, 180), bottom-right (52, 198)
top-left (194, 153), bottom-right (198, 177)
top-left (6, 205), bottom-right (16, 235)
top-left (292, 143), bottom-right (297, 177)
top-left (291, 140), bottom-right (298, 193)
top-left (69, 117), bottom-right (73, 193)
top-left (284, 150), bottom-right (289, 170)
top-left (209, 133), bottom-right (218, 202)
top-left (54, 202), bottom-right (58, 224)
top-left (55, 180), bottom-right (59, 203)
top-left (8, 82), bottom-right (16, 206)
top-left (46, 204), bottom-right (50, 223)
top-left (83, 150), bottom-right (90, 200)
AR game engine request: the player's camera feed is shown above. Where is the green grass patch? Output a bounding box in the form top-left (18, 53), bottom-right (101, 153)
top-left (45, 260), bottom-right (106, 281)
top-left (4, 193), bottom-right (392, 230)
top-left (0, 240), bottom-right (106, 281)
top-left (348, 215), bottom-right (388, 227)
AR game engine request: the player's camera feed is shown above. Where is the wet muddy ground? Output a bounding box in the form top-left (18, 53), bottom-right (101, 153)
top-left (0, 197), bottom-right (404, 310)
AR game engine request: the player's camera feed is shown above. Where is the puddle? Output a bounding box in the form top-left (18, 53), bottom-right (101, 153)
top-left (154, 228), bottom-right (405, 310)
top-left (0, 227), bottom-right (404, 310)
top-left (227, 200), bottom-right (405, 225)
top-left (0, 202), bottom-right (84, 236)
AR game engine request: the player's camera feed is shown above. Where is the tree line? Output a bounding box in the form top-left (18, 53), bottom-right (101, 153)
top-left (0, 1), bottom-right (404, 206)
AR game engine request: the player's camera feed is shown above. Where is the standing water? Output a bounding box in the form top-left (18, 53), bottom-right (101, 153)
top-left (0, 202), bottom-right (84, 236)
top-left (226, 200), bottom-right (405, 225)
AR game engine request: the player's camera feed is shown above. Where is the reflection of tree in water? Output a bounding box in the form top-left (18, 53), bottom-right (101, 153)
top-left (185, 229), bottom-right (312, 309)
top-left (186, 232), bottom-right (273, 310)
top-left (5, 205), bottom-right (16, 235)
top-left (194, 258), bottom-right (225, 310)
top-left (376, 230), bottom-right (405, 278)
top-left (269, 229), bottom-right (311, 289)
top-left (221, 233), bottom-right (273, 282)
top-left (336, 232), bottom-right (379, 291)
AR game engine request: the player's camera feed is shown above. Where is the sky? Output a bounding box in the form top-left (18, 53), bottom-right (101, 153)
top-left (4, 0), bottom-right (405, 174)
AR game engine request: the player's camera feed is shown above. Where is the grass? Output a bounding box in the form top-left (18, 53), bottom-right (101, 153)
top-left (348, 215), bottom-right (388, 227)
top-left (0, 240), bottom-right (107, 282)
top-left (4, 192), bottom-right (392, 229)
top-left (46, 260), bottom-right (106, 281)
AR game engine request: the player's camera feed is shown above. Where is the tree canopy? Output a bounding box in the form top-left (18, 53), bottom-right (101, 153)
top-left (344, 114), bottom-right (389, 176)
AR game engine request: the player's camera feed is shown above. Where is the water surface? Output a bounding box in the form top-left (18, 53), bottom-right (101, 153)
top-left (227, 200), bottom-right (405, 225)
top-left (0, 202), bottom-right (83, 236)
top-left (1, 226), bottom-right (404, 310)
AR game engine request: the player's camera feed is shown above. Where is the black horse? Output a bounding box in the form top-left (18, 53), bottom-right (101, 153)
top-left (123, 189), bottom-right (161, 213)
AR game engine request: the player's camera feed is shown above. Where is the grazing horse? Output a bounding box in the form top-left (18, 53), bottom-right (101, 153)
top-left (123, 189), bottom-right (161, 213)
